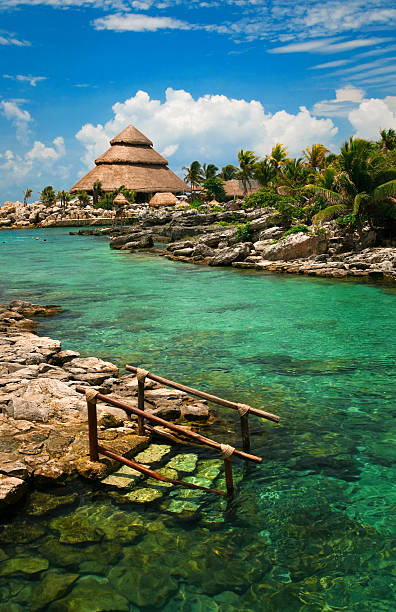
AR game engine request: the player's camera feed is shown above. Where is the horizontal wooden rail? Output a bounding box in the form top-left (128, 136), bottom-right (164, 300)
top-left (125, 364), bottom-right (280, 423)
top-left (98, 446), bottom-right (226, 497)
top-left (76, 387), bottom-right (261, 464)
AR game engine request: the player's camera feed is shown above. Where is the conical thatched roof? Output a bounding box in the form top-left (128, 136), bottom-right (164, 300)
top-left (149, 192), bottom-right (178, 207)
top-left (223, 179), bottom-right (260, 198)
top-left (113, 192), bottom-right (129, 205)
top-left (70, 124), bottom-right (186, 195)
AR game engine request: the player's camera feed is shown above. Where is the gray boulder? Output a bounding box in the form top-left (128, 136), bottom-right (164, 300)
top-left (209, 243), bottom-right (250, 266)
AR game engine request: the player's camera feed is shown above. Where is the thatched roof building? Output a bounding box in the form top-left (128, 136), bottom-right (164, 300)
top-left (70, 125), bottom-right (186, 200)
top-left (149, 192), bottom-right (178, 207)
top-left (223, 179), bottom-right (260, 198)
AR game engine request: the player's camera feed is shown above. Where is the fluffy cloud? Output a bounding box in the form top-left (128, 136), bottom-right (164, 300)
top-left (312, 87), bottom-right (396, 139)
top-left (349, 97), bottom-right (396, 139)
top-left (76, 87), bottom-right (338, 172)
top-left (0, 100), bottom-right (32, 142)
top-left (0, 33), bottom-right (29, 46)
top-left (0, 136), bottom-right (67, 190)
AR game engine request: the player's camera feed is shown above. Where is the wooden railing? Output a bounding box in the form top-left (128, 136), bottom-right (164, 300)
top-left (76, 366), bottom-right (280, 498)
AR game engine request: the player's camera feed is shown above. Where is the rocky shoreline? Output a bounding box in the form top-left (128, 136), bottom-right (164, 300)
top-left (96, 205), bottom-right (396, 282)
top-left (0, 301), bottom-right (212, 512)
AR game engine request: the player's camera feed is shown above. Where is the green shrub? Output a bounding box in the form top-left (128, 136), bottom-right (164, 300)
top-left (336, 213), bottom-right (356, 228)
top-left (242, 187), bottom-right (298, 209)
top-left (281, 224), bottom-right (310, 239)
top-left (236, 222), bottom-right (252, 241)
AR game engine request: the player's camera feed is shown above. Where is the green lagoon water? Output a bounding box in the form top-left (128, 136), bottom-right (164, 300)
top-left (0, 227), bottom-right (395, 610)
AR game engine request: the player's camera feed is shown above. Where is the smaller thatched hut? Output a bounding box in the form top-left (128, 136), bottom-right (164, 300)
top-left (113, 193), bottom-right (129, 206)
top-left (149, 192), bottom-right (178, 207)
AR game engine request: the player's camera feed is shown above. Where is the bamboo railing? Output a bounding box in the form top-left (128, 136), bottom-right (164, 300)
top-left (76, 366), bottom-right (279, 498)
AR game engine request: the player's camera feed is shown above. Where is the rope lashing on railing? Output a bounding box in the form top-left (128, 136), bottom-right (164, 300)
top-left (136, 368), bottom-right (149, 382)
top-left (237, 403), bottom-right (250, 417)
top-left (221, 443), bottom-right (235, 459)
top-left (85, 388), bottom-right (99, 403)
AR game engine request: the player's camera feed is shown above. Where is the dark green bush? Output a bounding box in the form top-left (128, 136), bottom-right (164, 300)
top-left (281, 224), bottom-right (310, 239)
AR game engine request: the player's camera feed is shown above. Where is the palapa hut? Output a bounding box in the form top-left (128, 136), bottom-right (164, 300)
top-left (223, 179), bottom-right (260, 199)
top-left (70, 125), bottom-right (186, 202)
top-left (149, 192), bottom-right (178, 207)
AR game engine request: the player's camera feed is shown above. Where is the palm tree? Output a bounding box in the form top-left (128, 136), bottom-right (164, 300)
top-left (182, 161), bottom-right (204, 190)
top-left (77, 191), bottom-right (90, 206)
top-left (305, 137), bottom-right (396, 225)
top-left (57, 190), bottom-right (71, 207)
top-left (268, 143), bottom-right (288, 169)
top-left (302, 144), bottom-right (330, 170)
top-left (219, 164), bottom-right (238, 181)
top-left (40, 185), bottom-right (56, 206)
top-left (92, 180), bottom-right (103, 207)
top-left (237, 149), bottom-right (258, 195)
top-left (253, 159), bottom-right (276, 187)
top-left (201, 163), bottom-right (218, 180)
top-left (23, 188), bottom-right (32, 206)
top-left (379, 128), bottom-right (396, 152)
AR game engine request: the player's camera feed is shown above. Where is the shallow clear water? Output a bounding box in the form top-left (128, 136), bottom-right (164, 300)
top-left (0, 227), bottom-right (395, 611)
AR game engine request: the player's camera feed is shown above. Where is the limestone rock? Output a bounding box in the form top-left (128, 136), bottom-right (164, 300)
top-left (209, 243), bottom-right (250, 266)
top-left (9, 378), bottom-right (85, 423)
top-left (254, 232), bottom-right (327, 261)
top-left (0, 475), bottom-right (27, 510)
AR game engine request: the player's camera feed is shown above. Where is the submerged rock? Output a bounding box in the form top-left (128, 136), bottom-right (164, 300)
top-left (47, 575), bottom-right (129, 612)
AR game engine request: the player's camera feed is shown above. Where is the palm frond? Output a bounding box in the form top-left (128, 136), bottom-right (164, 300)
top-left (303, 184), bottom-right (344, 205)
top-left (372, 179), bottom-right (396, 202)
top-left (313, 203), bottom-right (345, 224)
top-left (353, 192), bottom-right (369, 215)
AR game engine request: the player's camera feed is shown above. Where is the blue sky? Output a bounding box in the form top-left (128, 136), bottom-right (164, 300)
top-left (1, 0), bottom-right (396, 201)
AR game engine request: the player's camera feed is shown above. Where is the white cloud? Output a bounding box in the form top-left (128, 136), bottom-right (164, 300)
top-left (0, 100), bottom-right (32, 142)
top-left (310, 59), bottom-right (351, 70)
top-left (3, 74), bottom-right (47, 86)
top-left (348, 97), bottom-right (396, 139)
top-left (93, 12), bottom-right (191, 32)
top-left (0, 136), bottom-right (67, 191)
top-left (269, 36), bottom-right (391, 54)
top-left (160, 143), bottom-right (178, 157)
top-left (336, 86), bottom-right (365, 102)
top-left (76, 87), bottom-right (338, 172)
top-left (0, 33), bottom-right (30, 46)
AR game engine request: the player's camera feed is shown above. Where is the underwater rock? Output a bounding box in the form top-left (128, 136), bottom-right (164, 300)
top-left (0, 521), bottom-right (46, 545)
top-left (0, 555), bottom-right (49, 576)
top-left (101, 464), bottom-right (143, 489)
top-left (134, 444), bottom-right (171, 464)
top-left (48, 575), bottom-right (129, 612)
top-left (25, 491), bottom-right (78, 517)
top-left (166, 453), bottom-right (198, 473)
top-left (50, 514), bottom-right (104, 544)
top-left (195, 459), bottom-right (222, 481)
top-left (30, 570), bottom-right (79, 612)
top-left (125, 487), bottom-right (164, 503)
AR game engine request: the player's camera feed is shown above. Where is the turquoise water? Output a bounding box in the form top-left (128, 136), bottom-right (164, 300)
top-left (0, 227), bottom-right (395, 611)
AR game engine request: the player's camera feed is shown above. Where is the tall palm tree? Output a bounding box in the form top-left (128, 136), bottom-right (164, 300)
top-left (253, 158), bottom-right (276, 187)
top-left (23, 188), bottom-right (32, 206)
top-left (379, 128), bottom-right (396, 152)
top-left (57, 190), bottom-right (71, 207)
top-left (306, 137), bottom-right (396, 225)
top-left (237, 149), bottom-right (258, 195)
top-left (182, 161), bottom-right (204, 190)
top-left (201, 163), bottom-right (218, 180)
top-left (268, 143), bottom-right (288, 169)
top-left (302, 144), bottom-right (330, 170)
top-left (219, 164), bottom-right (238, 181)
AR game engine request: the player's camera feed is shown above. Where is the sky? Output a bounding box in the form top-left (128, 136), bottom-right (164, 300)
top-left (1, 0), bottom-right (396, 202)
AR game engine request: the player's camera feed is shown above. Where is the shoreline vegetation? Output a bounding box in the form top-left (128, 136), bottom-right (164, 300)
top-left (1, 131), bottom-right (396, 282)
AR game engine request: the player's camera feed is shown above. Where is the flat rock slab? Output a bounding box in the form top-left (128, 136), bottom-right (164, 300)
top-left (0, 474), bottom-right (27, 510)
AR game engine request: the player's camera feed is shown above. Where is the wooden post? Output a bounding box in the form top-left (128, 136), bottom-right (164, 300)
top-left (240, 413), bottom-right (250, 452)
top-left (224, 458), bottom-right (234, 498)
top-left (87, 397), bottom-right (99, 462)
top-left (137, 380), bottom-right (145, 436)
